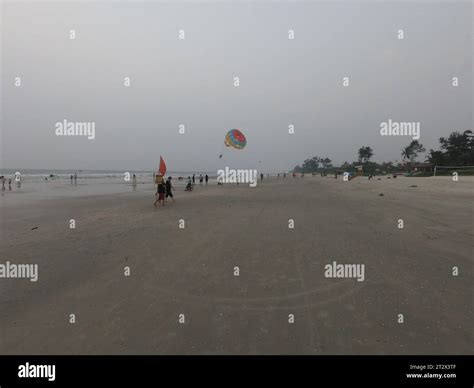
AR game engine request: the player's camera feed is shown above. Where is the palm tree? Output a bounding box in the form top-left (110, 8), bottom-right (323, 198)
top-left (358, 146), bottom-right (373, 163)
top-left (402, 140), bottom-right (425, 163)
top-left (401, 146), bottom-right (412, 161)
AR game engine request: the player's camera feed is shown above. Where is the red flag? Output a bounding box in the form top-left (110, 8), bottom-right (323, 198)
top-left (158, 156), bottom-right (167, 176)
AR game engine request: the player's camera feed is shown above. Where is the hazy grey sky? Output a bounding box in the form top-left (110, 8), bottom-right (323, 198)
top-left (1, 1), bottom-right (472, 172)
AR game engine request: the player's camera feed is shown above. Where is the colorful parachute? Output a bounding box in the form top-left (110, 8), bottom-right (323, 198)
top-left (224, 129), bottom-right (246, 150)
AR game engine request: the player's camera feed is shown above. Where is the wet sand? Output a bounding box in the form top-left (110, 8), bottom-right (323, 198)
top-left (0, 176), bottom-right (472, 354)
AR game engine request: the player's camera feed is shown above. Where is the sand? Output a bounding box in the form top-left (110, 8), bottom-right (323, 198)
top-left (0, 175), bottom-right (472, 354)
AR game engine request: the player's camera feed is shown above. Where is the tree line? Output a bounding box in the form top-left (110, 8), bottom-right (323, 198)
top-left (293, 130), bottom-right (474, 174)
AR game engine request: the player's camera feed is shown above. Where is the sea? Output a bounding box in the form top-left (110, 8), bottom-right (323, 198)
top-left (0, 169), bottom-right (216, 204)
top-left (0, 169), bottom-right (215, 182)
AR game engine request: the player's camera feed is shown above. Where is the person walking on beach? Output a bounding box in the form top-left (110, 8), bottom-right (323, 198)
top-left (70, 174), bottom-right (73, 183)
top-left (8, 178), bottom-right (12, 191)
top-left (1, 176), bottom-right (5, 191)
top-left (199, 174), bottom-right (203, 185)
top-left (154, 181), bottom-right (166, 207)
top-left (192, 174), bottom-right (195, 184)
top-left (165, 177), bottom-right (175, 201)
top-left (260, 173), bottom-right (264, 181)
top-left (205, 174), bottom-right (209, 185)
top-left (74, 173), bottom-right (77, 184)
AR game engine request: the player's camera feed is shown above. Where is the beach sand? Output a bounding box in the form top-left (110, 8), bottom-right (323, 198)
top-left (0, 175), bottom-right (472, 354)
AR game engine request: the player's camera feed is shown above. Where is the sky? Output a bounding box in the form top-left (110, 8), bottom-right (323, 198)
top-left (1, 0), bottom-right (472, 172)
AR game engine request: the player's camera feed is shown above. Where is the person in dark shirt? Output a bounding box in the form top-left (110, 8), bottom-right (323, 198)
top-left (205, 174), bottom-right (209, 185)
top-left (154, 182), bottom-right (166, 207)
top-left (165, 177), bottom-right (174, 201)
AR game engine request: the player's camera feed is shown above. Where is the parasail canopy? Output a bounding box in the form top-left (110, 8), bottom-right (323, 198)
top-left (224, 129), bottom-right (247, 150)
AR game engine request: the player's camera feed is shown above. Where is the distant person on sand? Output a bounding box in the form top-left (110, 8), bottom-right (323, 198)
top-left (74, 173), bottom-right (77, 183)
top-left (154, 182), bottom-right (166, 207)
top-left (1, 176), bottom-right (5, 191)
top-left (260, 173), bottom-right (264, 181)
top-left (70, 174), bottom-right (73, 183)
top-left (199, 174), bottom-right (203, 185)
top-left (192, 174), bottom-right (195, 184)
top-left (185, 176), bottom-right (193, 191)
top-left (165, 177), bottom-right (174, 201)
top-left (132, 174), bottom-right (137, 191)
top-left (8, 178), bottom-right (12, 191)
top-left (205, 174), bottom-right (209, 185)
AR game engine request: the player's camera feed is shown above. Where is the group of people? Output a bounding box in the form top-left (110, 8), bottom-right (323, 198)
top-left (191, 174), bottom-right (209, 185)
top-left (1, 176), bottom-right (13, 191)
top-left (153, 173), bottom-right (213, 206)
top-left (154, 176), bottom-right (175, 207)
